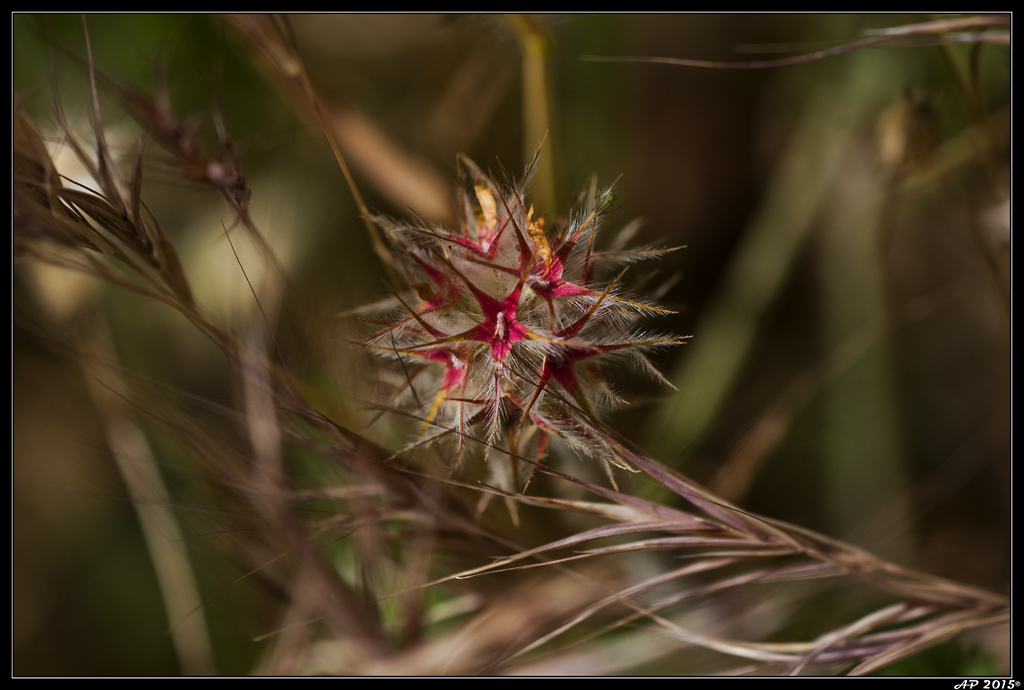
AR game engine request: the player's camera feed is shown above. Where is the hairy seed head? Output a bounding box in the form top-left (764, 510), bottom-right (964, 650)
top-left (362, 153), bottom-right (684, 493)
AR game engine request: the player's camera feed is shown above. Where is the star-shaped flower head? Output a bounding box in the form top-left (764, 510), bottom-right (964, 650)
top-left (362, 151), bottom-right (686, 501)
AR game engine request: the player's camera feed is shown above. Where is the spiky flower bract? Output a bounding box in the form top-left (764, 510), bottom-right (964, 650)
top-left (361, 151), bottom-right (684, 505)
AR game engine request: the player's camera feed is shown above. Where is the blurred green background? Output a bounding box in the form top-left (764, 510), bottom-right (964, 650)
top-left (14, 14), bottom-right (1009, 675)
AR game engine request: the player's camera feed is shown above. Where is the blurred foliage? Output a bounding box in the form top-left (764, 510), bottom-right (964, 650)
top-left (14, 14), bottom-right (1009, 676)
top-left (874, 639), bottom-right (996, 677)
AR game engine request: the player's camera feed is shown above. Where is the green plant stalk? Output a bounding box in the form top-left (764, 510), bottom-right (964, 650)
top-left (648, 45), bottom-right (908, 467)
top-left (505, 14), bottom-right (558, 215)
top-left (816, 126), bottom-right (912, 564)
